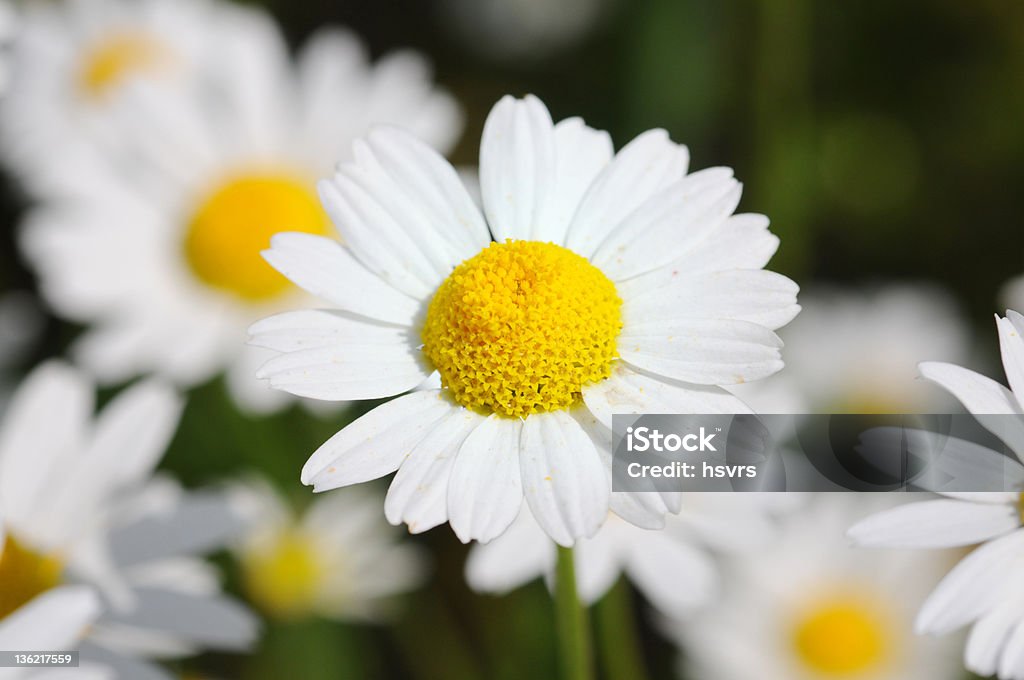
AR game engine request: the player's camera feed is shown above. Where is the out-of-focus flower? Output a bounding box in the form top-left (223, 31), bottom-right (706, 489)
top-left (669, 494), bottom-right (961, 680)
top-left (252, 94), bottom-right (798, 546)
top-left (439, 0), bottom-right (613, 62)
top-left (18, 0), bottom-right (461, 414)
top-left (848, 311), bottom-right (1024, 680)
top-left (466, 495), bottom-right (795, 614)
top-left (0, 362), bottom-right (257, 678)
top-left (1001, 275), bottom-right (1024, 314)
top-left (0, 1), bottom-right (17, 97)
top-left (229, 481), bottom-right (424, 622)
top-left (0, 585), bottom-right (106, 680)
top-left (732, 285), bottom-right (969, 413)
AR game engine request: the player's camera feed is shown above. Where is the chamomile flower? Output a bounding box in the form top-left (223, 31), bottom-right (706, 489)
top-left (1, 0), bottom-right (238, 191)
top-left (668, 494), bottom-right (961, 680)
top-left (251, 94), bottom-right (799, 545)
top-left (229, 481), bottom-right (424, 622)
top-left (18, 1), bottom-right (461, 413)
top-left (848, 311), bottom-right (1024, 680)
top-left (732, 285), bottom-right (969, 414)
top-left (0, 585), bottom-right (106, 680)
top-left (0, 362), bottom-right (257, 677)
top-left (466, 494), bottom-right (794, 613)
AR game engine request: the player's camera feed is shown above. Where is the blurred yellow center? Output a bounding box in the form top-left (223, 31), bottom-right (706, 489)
top-left (792, 598), bottom-right (890, 675)
top-left (183, 173), bottom-right (330, 302)
top-left (0, 533), bottom-right (62, 620)
top-left (243, 532), bottom-right (323, 620)
top-left (422, 240), bottom-right (622, 418)
top-left (78, 33), bottom-right (170, 98)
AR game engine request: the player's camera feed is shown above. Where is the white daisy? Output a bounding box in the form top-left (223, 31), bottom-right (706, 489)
top-left (250, 94), bottom-right (799, 545)
top-left (848, 311), bottom-right (1024, 680)
top-left (668, 494), bottom-right (961, 680)
top-left (0, 362), bottom-right (257, 677)
top-left (229, 480), bottom-right (425, 622)
top-left (0, 585), bottom-right (106, 680)
top-left (466, 494), bottom-right (794, 613)
top-left (731, 284), bottom-right (970, 414)
top-left (18, 0), bottom-right (461, 413)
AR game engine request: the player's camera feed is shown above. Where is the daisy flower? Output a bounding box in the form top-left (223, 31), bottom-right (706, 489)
top-left (0, 585), bottom-right (106, 680)
top-left (229, 481), bottom-right (424, 622)
top-left (18, 0), bottom-right (461, 413)
top-left (668, 494), bottom-right (961, 680)
top-left (847, 311), bottom-right (1024, 679)
top-left (0, 362), bottom-right (257, 676)
top-left (250, 94), bottom-right (800, 545)
top-left (466, 494), bottom-right (795, 613)
top-left (732, 284), bottom-right (969, 414)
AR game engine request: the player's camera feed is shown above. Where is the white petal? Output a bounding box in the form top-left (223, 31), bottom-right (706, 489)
top-left (591, 168), bottom-right (740, 280)
top-left (384, 408), bottom-right (484, 533)
top-left (564, 129), bottom-right (689, 258)
top-left (620, 269), bottom-right (801, 331)
top-left (624, 532), bottom-right (717, 612)
top-left (540, 117), bottom-right (613, 245)
top-left (262, 232), bottom-right (420, 325)
top-left (583, 363), bottom-right (751, 431)
top-left (447, 415), bottom-right (524, 544)
top-left (998, 315), bottom-right (1024, 410)
top-left (572, 529), bottom-right (623, 605)
top-left (255, 339), bottom-right (429, 401)
top-left (673, 213), bottom-right (780, 276)
top-left (356, 127), bottom-right (489, 258)
top-left (619, 319), bottom-right (784, 385)
top-left (520, 411), bottom-right (610, 546)
top-left (965, 586), bottom-right (1024, 677)
top-left (464, 508), bottom-right (555, 594)
top-left (0, 586), bottom-right (100, 651)
top-left (916, 529), bottom-right (1024, 635)
top-left (919, 361), bottom-right (1024, 456)
top-left (479, 94), bottom-right (557, 242)
top-left (0, 362), bottom-right (92, 534)
top-left (249, 309), bottom-right (410, 353)
top-left (302, 390), bottom-right (455, 489)
top-left (847, 499), bottom-right (1019, 548)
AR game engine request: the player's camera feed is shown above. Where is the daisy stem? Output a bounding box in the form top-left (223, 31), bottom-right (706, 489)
top-left (555, 545), bottom-right (594, 680)
top-left (594, 578), bottom-right (649, 680)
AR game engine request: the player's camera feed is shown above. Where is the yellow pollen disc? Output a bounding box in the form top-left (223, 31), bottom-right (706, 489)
top-left (183, 172), bottom-right (331, 302)
top-left (78, 32), bottom-right (172, 99)
top-left (422, 240), bottom-right (622, 418)
top-left (242, 531), bottom-right (324, 620)
top-left (792, 598), bottom-right (891, 675)
top-left (0, 533), bottom-right (63, 619)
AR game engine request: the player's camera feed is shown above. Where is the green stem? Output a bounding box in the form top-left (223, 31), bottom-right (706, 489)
top-left (595, 578), bottom-right (650, 680)
top-left (555, 546), bottom-right (593, 680)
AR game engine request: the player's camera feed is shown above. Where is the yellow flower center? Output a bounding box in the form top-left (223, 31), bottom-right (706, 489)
top-left (242, 531), bottom-right (324, 620)
top-left (78, 32), bottom-right (172, 99)
top-left (792, 597), bottom-right (892, 675)
top-left (183, 172), bottom-right (331, 302)
top-left (0, 533), bottom-right (63, 620)
top-left (422, 240), bottom-right (622, 418)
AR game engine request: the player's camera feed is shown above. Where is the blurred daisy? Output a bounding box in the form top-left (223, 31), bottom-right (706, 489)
top-left (0, 585), bottom-right (106, 680)
top-left (0, 362), bottom-right (256, 677)
top-left (251, 94), bottom-right (799, 545)
top-left (18, 0), bottom-right (461, 413)
top-left (848, 311), bottom-right (1024, 680)
top-left (229, 481), bottom-right (424, 622)
top-left (732, 285), bottom-right (969, 413)
top-left (0, 292), bottom-right (43, 409)
top-left (668, 494), bottom-right (961, 680)
top-left (467, 494), bottom-right (795, 613)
